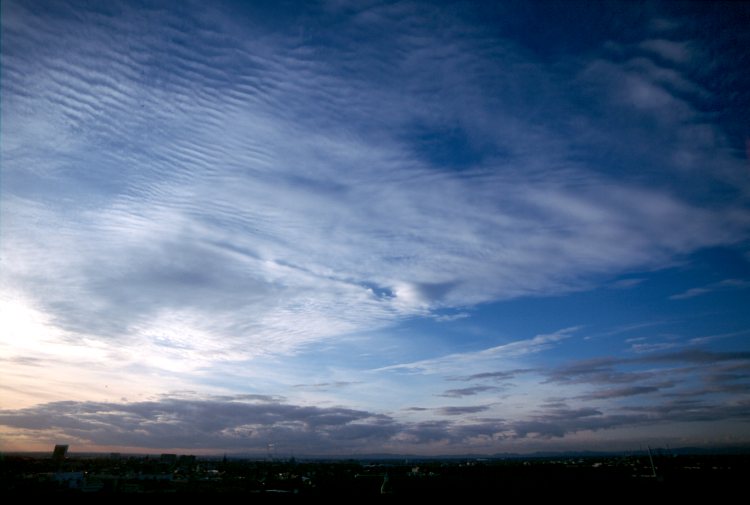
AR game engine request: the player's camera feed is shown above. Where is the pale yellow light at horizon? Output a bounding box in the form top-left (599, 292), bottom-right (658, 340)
top-left (0, 294), bottom-right (197, 409)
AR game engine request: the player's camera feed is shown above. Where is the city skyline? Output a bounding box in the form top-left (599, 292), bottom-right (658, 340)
top-left (1, 0), bottom-right (749, 455)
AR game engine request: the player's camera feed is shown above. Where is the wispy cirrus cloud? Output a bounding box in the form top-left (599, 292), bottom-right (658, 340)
top-left (449, 369), bottom-right (530, 383)
top-left (639, 39), bottom-right (693, 63)
top-left (375, 327), bottom-right (580, 374)
top-left (670, 279), bottom-right (750, 300)
top-left (293, 381), bottom-right (361, 391)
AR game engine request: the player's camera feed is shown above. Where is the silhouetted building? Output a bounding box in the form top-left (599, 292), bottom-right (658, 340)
top-left (52, 444), bottom-right (69, 462)
top-left (160, 453), bottom-right (177, 464)
top-left (177, 455), bottom-right (196, 468)
top-left (380, 473), bottom-right (393, 494)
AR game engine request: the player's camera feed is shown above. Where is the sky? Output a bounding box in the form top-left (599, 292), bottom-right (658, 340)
top-left (1, 0), bottom-right (750, 456)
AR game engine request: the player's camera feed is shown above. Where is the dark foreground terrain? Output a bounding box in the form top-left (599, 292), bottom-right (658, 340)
top-left (1, 451), bottom-right (747, 499)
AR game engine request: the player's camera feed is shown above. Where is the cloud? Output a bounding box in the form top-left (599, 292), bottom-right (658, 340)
top-left (626, 400), bottom-right (750, 424)
top-left (670, 279), bottom-right (750, 300)
top-left (0, 397), bottom-right (500, 450)
top-left (293, 381), bottom-right (361, 390)
top-left (648, 18), bottom-right (682, 33)
top-left (433, 312), bottom-right (471, 322)
top-left (0, 395), bottom-right (400, 453)
top-left (626, 330), bottom-right (750, 355)
top-left (637, 350), bottom-right (750, 365)
top-left (511, 397), bottom-right (750, 440)
top-left (2, 389), bottom-right (748, 453)
top-left (437, 405), bottom-right (491, 416)
top-left (541, 349), bottom-right (750, 418)
top-left (689, 329), bottom-right (750, 346)
top-left (673, 287), bottom-right (714, 300)
top-left (702, 363), bottom-right (750, 395)
top-left (629, 341), bottom-right (680, 354)
top-left (577, 384), bottom-right (669, 400)
top-left (639, 39), bottom-right (692, 63)
top-left (449, 369), bottom-right (529, 382)
top-left (609, 278), bottom-right (645, 289)
top-left (545, 358), bottom-right (656, 386)
top-left (2, 0), bottom-right (748, 374)
top-left (548, 350), bottom-right (750, 383)
top-left (376, 328), bottom-right (579, 374)
top-left (513, 407), bottom-right (603, 438)
top-left (438, 386), bottom-right (498, 398)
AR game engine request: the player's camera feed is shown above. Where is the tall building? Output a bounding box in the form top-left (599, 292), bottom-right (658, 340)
top-left (52, 444), bottom-right (69, 462)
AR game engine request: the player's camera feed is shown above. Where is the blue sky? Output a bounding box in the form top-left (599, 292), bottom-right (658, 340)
top-left (1, 0), bottom-right (749, 455)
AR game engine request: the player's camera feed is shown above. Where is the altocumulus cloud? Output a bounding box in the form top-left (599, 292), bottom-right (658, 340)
top-left (2, 0), bottom-right (749, 362)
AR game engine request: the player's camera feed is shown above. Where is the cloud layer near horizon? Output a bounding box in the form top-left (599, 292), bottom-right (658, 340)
top-left (2, 362), bottom-right (748, 454)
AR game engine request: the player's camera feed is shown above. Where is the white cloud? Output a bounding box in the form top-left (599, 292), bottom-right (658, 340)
top-left (433, 312), bottom-right (471, 322)
top-left (670, 279), bottom-right (750, 300)
top-left (375, 327), bottom-right (580, 374)
top-left (610, 278), bottom-right (645, 289)
top-left (640, 39), bottom-right (692, 63)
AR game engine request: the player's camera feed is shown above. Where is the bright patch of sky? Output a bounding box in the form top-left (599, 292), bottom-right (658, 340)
top-left (1, 0), bottom-right (749, 455)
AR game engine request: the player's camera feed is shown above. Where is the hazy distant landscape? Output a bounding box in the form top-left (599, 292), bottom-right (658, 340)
top-left (2, 448), bottom-right (748, 498)
top-left (2, 0), bottom-right (749, 466)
